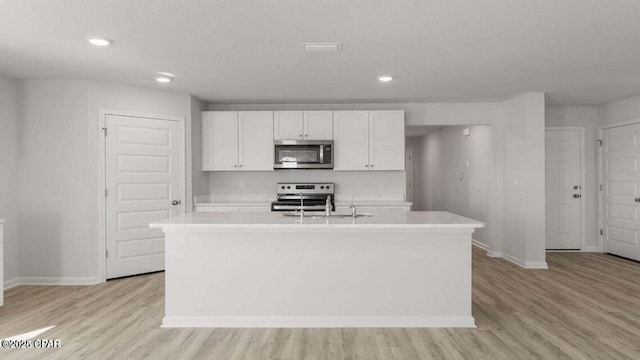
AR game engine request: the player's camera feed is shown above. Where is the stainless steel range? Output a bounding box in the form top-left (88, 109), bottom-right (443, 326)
top-left (271, 183), bottom-right (335, 212)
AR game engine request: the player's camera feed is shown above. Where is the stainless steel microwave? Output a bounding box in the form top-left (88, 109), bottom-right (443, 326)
top-left (274, 140), bottom-right (333, 169)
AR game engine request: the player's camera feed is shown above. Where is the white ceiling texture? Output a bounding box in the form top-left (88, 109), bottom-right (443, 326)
top-left (1, 0), bottom-right (639, 105)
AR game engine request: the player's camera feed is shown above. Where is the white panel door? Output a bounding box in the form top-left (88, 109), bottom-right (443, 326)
top-left (602, 125), bottom-right (640, 261)
top-left (273, 111), bottom-right (303, 140)
top-left (239, 111), bottom-right (274, 171)
top-left (333, 111), bottom-right (370, 171)
top-left (105, 114), bottom-right (182, 279)
top-left (303, 111), bottom-right (333, 140)
top-left (202, 111), bottom-right (238, 171)
top-left (369, 110), bottom-right (405, 171)
top-left (545, 129), bottom-right (582, 249)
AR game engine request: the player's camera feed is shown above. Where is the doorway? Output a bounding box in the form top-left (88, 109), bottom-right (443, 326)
top-left (101, 111), bottom-right (185, 279)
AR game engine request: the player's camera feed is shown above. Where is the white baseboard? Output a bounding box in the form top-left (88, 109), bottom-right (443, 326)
top-left (487, 251), bottom-right (502, 258)
top-left (4, 276), bottom-right (102, 288)
top-left (162, 316), bottom-right (477, 328)
top-left (471, 239), bottom-right (489, 251)
top-left (3, 278), bottom-right (20, 290)
top-left (584, 246), bottom-right (599, 252)
top-left (502, 253), bottom-right (549, 269)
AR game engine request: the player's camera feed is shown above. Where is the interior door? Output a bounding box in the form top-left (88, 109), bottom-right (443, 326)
top-left (545, 129), bottom-right (582, 249)
top-left (602, 124), bottom-right (640, 261)
top-left (105, 114), bottom-right (182, 279)
top-left (273, 111), bottom-right (303, 140)
top-left (333, 111), bottom-right (370, 171)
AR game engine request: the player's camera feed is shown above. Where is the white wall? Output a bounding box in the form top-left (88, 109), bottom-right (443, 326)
top-left (208, 171), bottom-right (405, 200)
top-left (598, 94), bottom-right (640, 125)
top-left (415, 126), bottom-right (492, 247)
top-left (545, 107), bottom-right (598, 251)
top-left (405, 137), bottom-right (422, 209)
top-left (17, 79), bottom-right (193, 281)
top-left (190, 96), bottom-right (209, 201)
top-left (503, 93), bottom-right (547, 267)
top-left (0, 74), bottom-right (19, 286)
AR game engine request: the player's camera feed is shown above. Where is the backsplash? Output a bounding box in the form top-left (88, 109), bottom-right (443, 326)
top-left (207, 170), bottom-right (406, 201)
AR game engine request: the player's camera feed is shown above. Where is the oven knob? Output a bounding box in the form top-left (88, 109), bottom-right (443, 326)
top-left (281, 186), bottom-right (285, 189)
top-left (287, 186), bottom-right (291, 189)
top-left (320, 186), bottom-right (324, 189)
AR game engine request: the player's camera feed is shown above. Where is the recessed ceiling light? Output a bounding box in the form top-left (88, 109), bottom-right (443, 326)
top-left (86, 36), bottom-right (113, 46)
top-left (155, 76), bottom-right (173, 83)
top-left (378, 75), bottom-right (393, 82)
top-left (155, 72), bottom-right (176, 83)
top-left (301, 42), bottom-right (342, 52)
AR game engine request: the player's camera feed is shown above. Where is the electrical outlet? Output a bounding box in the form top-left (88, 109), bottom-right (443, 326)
top-left (238, 180), bottom-right (245, 189)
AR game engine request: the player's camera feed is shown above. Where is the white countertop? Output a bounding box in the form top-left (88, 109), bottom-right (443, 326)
top-left (150, 211), bottom-right (484, 229)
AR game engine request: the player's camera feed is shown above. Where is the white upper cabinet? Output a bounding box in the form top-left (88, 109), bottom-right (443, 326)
top-left (202, 111), bottom-right (238, 171)
top-left (333, 110), bottom-right (404, 171)
top-left (303, 111), bottom-right (333, 140)
top-left (333, 111), bottom-right (370, 170)
top-left (274, 111), bottom-right (304, 140)
top-left (369, 110), bottom-right (405, 170)
top-left (202, 111), bottom-right (274, 171)
top-left (274, 111), bottom-right (333, 140)
top-left (238, 111), bottom-right (274, 171)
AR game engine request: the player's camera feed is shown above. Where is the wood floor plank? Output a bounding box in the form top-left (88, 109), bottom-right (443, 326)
top-left (1, 247), bottom-right (639, 359)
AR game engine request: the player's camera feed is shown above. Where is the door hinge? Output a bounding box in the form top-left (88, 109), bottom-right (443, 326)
top-left (600, 229), bottom-right (603, 236)
top-left (102, 127), bottom-right (107, 136)
top-left (599, 184), bottom-right (603, 191)
top-left (597, 139), bottom-right (602, 146)
top-left (105, 249), bottom-right (109, 258)
top-left (105, 189), bottom-right (108, 197)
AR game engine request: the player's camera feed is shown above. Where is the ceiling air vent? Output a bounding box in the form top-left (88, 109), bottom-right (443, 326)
top-left (301, 42), bottom-right (342, 52)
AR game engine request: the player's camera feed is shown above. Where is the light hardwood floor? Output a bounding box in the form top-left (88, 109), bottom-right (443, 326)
top-left (1, 247), bottom-right (640, 359)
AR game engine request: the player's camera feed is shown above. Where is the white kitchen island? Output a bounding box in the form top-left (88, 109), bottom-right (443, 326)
top-left (150, 211), bottom-right (484, 328)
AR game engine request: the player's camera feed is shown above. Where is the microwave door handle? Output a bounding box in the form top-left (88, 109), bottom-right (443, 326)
top-left (320, 144), bottom-right (324, 164)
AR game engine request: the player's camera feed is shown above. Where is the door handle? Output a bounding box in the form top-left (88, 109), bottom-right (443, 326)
top-left (172, 200), bottom-right (181, 206)
top-left (635, 198), bottom-right (640, 203)
top-left (573, 194), bottom-right (581, 198)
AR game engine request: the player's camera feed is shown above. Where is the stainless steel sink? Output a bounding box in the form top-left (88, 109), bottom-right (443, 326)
top-left (282, 212), bottom-right (372, 219)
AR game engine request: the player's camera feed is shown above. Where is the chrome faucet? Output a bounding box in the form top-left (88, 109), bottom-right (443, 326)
top-left (350, 204), bottom-right (357, 218)
top-left (350, 194), bottom-right (358, 218)
top-left (325, 195), bottom-right (332, 216)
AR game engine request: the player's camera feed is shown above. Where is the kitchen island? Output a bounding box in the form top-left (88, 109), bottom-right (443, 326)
top-left (150, 211), bottom-right (484, 328)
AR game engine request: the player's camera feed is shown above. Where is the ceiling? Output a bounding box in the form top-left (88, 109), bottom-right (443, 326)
top-left (1, 0), bottom-right (640, 106)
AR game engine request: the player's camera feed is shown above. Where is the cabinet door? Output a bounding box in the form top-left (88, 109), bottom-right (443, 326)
top-left (239, 111), bottom-right (274, 171)
top-left (202, 111), bottom-right (238, 171)
top-left (369, 110), bottom-right (405, 171)
top-left (274, 111), bottom-right (304, 140)
top-left (333, 111), bottom-right (370, 171)
top-left (304, 111), bottom-right (333, 140)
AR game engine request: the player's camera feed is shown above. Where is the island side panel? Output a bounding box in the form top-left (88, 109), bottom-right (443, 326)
top-left (163, 227), bottom-right (474, 328)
